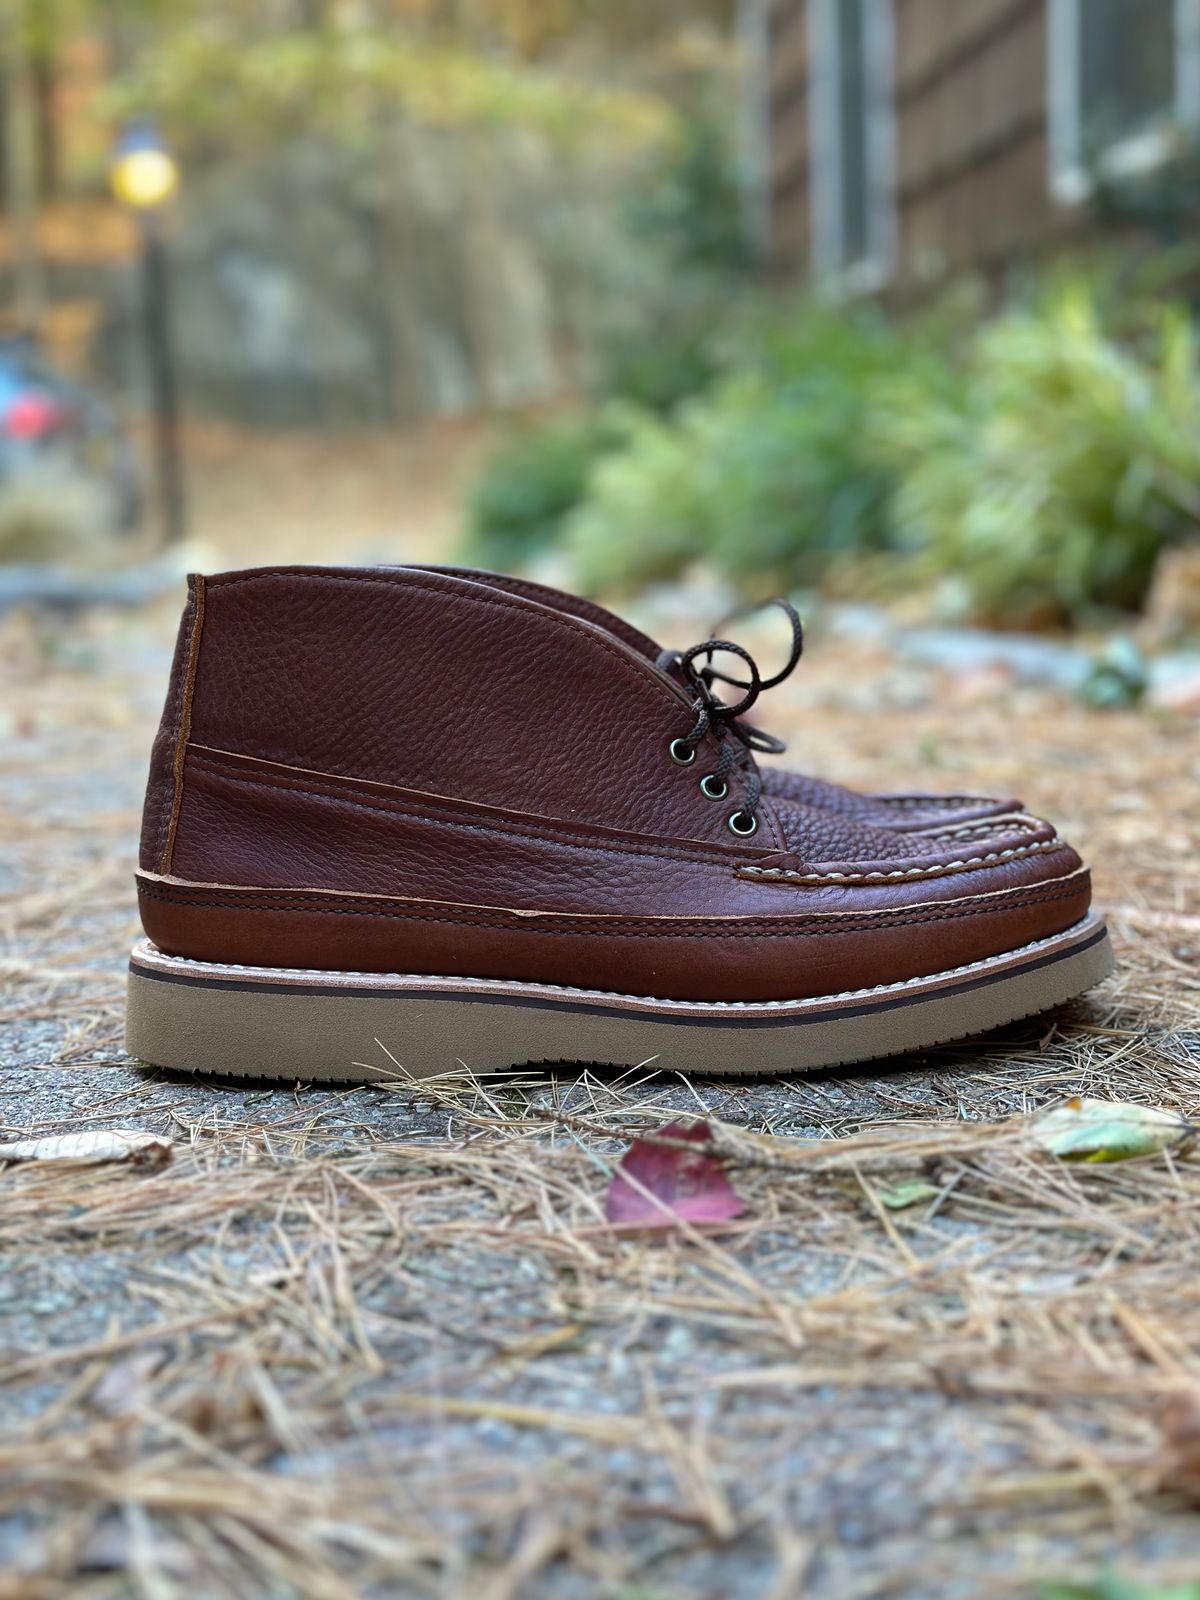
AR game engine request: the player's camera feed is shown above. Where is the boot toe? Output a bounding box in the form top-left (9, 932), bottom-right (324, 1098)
top-left (750, 802), bottom-right (1093, 998)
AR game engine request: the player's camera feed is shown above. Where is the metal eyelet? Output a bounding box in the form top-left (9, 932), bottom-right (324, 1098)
top-left (699, 774), bottom-right (728, 801)
top-left (727, 811), bottom-right (758, 837)
top-left (668, 738), bottom-right (697, 766)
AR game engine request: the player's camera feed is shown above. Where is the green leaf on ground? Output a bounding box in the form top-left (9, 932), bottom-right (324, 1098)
top-left (1040, 1576), bottom-right (1200, 1600)
top-left (877, 1179), bottom-right (940, 1210)
top-left (1033, 1097), bottom-right (1197, 1163)
top-left (1079, 636), bottom-right (1149, 709)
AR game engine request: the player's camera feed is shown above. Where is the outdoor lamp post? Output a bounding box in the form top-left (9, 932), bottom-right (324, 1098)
top-left (110, 121), bottom-right (186, 546)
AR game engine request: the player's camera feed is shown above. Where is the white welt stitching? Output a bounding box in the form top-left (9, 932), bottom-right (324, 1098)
top-left (738, 838), bottom-right (1062, 885)
top-left (878, 794), bottom-right (996, 811)
top-left (916, 816), bottom-right (1040, 844)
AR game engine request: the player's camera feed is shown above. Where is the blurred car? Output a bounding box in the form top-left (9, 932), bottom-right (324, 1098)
top-left (0, 337), bottom-right (143, 535)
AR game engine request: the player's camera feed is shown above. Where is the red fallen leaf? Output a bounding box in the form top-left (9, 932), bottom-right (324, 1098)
top-left (605, 1121), bottom-right (746, 1229)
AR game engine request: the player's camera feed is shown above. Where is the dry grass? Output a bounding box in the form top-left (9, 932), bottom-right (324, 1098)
top-left (1, 589), bottom-right (1199, 1600)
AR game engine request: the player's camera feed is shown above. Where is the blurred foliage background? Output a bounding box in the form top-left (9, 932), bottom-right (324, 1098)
top-left (2, 0), bottom-right (1199, 636)
top-left (474, 267), bottom-right (1200, 629)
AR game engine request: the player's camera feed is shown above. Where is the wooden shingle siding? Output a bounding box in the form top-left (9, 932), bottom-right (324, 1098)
top-left (892, 0), bottom-right (1062, 287)
top-left (766, 0), bottom-right (1090, 290)
top-left (766, 0), bottom-right (811, 273)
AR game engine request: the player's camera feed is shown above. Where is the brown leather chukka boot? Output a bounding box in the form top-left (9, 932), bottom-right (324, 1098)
top-left (422, 566), bottom-right (1022, 831)
top-left (127, 567), bottom-right (1112, 1081)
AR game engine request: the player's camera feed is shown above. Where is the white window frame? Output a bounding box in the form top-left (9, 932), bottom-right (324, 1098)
top-left (1048, 0), bottom-right (1200, 204)
top-left (807, 0), bottom-right (897, 293)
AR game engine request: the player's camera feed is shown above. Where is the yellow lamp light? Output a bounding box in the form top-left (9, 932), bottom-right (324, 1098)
top-left (111, 146), bottom-right (180, 211)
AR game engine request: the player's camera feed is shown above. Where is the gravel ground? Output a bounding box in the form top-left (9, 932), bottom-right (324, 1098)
top-left (3, 583), bottom-right (1200, 1600)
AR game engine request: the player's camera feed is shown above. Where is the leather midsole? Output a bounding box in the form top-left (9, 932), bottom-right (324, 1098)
top-left (136, 868), bottom-right (1094, 1005)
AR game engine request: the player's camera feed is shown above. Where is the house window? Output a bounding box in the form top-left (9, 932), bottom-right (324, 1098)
top-left (1049, 0), bottom-right (1200, 201)
top-left (807, 0), bottom-right (895, 289)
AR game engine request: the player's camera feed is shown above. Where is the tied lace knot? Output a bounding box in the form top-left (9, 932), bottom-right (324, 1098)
top-left (657, 598), bottom-right (804, 838)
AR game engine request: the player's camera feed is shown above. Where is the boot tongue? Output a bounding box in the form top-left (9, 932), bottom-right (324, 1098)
top-left (653, 646), bottom-right (753, 736)
top-left (653, 642), bottom-right (757, 707)
top-left (654, 646), bottom-right (689, 687)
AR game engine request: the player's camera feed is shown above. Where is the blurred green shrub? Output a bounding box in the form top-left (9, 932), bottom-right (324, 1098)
top-left (463, 276), bottom-right (1200, 629)
top-left (566, 306), bottom-right (913, 593)
top-left (559, 403), bottom-right (710, 591)
top-left (875, 285), bottom-right (1200, 625)
top-left (624, 114), bottom-right (752, 284)
top-left (593, 287), bottom-right (731, 418)
top-left (587, 116), bottom-right (752, 416)
top-left (461, 416), bottom-right (610, 572)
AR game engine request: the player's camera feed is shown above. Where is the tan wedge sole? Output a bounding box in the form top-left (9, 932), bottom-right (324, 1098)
top-left (125, 912), bottom-right (1113, 1083)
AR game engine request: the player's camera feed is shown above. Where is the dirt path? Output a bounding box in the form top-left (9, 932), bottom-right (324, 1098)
top-left (159, 418), bottom-right (494, 568)
top-left (2, 569), bottom-right (1199, 1599)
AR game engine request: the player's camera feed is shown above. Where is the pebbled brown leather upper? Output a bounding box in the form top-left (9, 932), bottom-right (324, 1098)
top-left (136, 566), bottom-right (1092, 1002)
top-left (419, 565), bottom-right (1021, 829)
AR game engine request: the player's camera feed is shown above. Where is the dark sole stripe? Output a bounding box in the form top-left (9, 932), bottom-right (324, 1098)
top-left (128, 922), bottom-right (1109, 1033)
